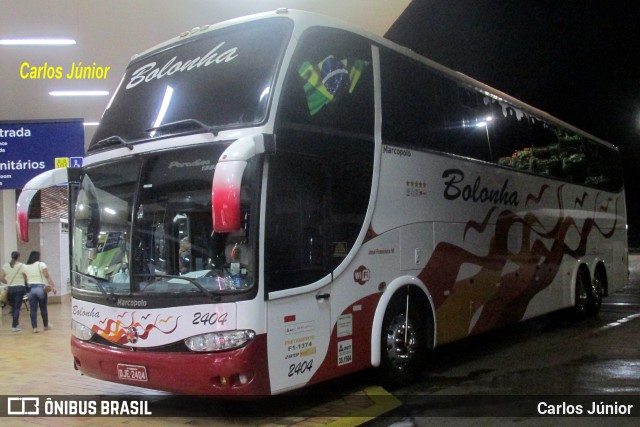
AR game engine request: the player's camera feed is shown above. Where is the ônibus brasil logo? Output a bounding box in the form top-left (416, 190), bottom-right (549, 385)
top-left (354, 265), bottom-right (370, 285)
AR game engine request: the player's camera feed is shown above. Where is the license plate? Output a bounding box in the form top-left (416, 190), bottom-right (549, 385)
top-left (117, 363), bottom-right (148, 382)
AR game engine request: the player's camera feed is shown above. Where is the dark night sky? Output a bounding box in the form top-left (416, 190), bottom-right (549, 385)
top-left (386, 0), bottom-right (640, 244)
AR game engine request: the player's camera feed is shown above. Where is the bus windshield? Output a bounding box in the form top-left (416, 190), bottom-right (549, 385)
top-left (72, 144), bottom-right (259, 299)
top-left (90, 18), bottom-right (291, 148)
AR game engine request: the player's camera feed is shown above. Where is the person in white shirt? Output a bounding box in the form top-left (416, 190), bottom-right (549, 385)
top-left (23, 251), bottom-right (57, 333)
top-left (0, 251), bottom-right (27, 332)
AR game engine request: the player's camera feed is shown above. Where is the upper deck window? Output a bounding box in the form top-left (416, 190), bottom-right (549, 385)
top-left (277, 27), bottom-right (374, 138)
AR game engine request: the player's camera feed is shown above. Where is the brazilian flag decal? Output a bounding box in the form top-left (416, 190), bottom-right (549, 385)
top-left (299, 55), bottom-right (368, 115)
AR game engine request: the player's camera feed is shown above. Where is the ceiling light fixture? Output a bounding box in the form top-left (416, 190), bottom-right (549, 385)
top-left (0, 38), bottom-right (76, 46)
top-left (49, 90), bottom-right (109, 97)
top-left (83, 122), bottom-right (99, 126)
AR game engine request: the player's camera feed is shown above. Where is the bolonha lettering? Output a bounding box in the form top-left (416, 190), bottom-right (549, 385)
top-left (126, 42), bottom-right (239, 89)
top-left (442, 168), bottom-right (520, 207)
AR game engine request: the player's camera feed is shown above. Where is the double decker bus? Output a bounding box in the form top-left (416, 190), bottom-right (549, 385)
top-left (18, 9), bottom-right (627, 395)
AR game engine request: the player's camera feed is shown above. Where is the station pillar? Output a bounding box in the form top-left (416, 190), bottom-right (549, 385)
top-left (0, 190), bottom-right (18, 265)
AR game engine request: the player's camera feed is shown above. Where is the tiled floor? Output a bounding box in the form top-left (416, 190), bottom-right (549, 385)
top-left (0, 298), bottom-right (184, 426)
top-left (0, 299), bottom-right (397, 426)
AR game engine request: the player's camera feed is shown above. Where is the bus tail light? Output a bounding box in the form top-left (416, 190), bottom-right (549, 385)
top-left (185, 330), bottom-right (255, 352)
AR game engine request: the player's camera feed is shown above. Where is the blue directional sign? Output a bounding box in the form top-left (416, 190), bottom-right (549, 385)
top-left (0, 119), bottom-right (84, 190)
top-left (70, 157), bottom-right (84, 168)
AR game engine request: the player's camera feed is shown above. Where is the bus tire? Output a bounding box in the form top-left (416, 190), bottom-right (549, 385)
top-left (377, 286), bottom-right (430, 389)
top-left (589, 265), bottom-right (606, 316)
top-left (573, 266), bottom-right (590, 320)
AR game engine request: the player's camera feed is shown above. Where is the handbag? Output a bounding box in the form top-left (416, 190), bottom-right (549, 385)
top-left (0, 286), bottom-right (7, 305)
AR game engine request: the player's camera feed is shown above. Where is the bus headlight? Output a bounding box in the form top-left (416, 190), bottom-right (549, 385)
top-left (71, 320), bottom-right (94, 341)
top-left (185, 330), bottom-right (256, 352)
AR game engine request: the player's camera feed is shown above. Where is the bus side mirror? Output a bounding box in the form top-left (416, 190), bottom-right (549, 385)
top-left (16, 167), bottom-right (81, 242)
top-left (212, 134), bottom-right (271, 233)
top-left (212, 160), bottom-right (246, 232)
top-left (17, 188), bottom-right (38, 243)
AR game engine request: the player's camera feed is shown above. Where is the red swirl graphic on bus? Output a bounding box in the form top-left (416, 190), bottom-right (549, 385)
top-left (418, 184), bottom-right (620, 344)
top-left (93, 311), bottom-right (181, 345)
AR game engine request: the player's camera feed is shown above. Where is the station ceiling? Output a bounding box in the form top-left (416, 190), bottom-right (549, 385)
top-left (0, 0), bottom-right (410, 146)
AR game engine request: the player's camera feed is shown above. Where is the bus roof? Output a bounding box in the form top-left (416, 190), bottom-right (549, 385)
top-left (129, 8), bottom-right (617, 152)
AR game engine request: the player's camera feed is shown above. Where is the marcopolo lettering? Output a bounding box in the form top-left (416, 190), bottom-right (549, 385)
top-left (126, 42), bottom-right (239, 89)
top-left (442, 168), bottom-right (520, 207)
top-left (383, 145), bottom-right (411, 157)
top-left (117, 299), bottom-right (148, 307)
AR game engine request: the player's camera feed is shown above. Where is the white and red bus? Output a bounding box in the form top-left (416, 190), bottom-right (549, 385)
top-left (18, 9), bottom-right (627, 395)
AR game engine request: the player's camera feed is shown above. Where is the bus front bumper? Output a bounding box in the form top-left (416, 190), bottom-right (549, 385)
top-left (70, 334), bottom-right (270, 396)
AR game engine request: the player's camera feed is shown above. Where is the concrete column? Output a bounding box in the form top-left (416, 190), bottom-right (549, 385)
top-left (0, 189), bottom-right (18, 264)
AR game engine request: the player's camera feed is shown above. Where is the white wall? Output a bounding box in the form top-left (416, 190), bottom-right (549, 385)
top-left (0, 190), bottom-right (18, 266)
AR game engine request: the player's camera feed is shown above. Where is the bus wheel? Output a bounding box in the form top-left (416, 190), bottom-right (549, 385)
top-left (589, 266), bottom-right (605, 316)
top-left (573, 267), bottom-right (590, 320)
top-left (378, 287), bottom-right (429, 389)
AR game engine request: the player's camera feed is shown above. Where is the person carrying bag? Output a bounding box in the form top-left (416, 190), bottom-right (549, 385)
top-left (23, 251), bottom-right (57, 333)
top-left (0, 251), bottom-right (28, 332)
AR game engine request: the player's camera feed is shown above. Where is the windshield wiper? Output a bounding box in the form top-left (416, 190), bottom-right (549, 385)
top-left (145, 119), bottom-right (219, 136)
top-left (142, 274), bottom-right (221, 300)
top-left (75, 272), bottom-right (117, 301)
top-left (92, 135), bottom-right (133, 151)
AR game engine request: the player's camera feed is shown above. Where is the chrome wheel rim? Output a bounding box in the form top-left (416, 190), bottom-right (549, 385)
top-left (385, 314), bottom-right (417, 370)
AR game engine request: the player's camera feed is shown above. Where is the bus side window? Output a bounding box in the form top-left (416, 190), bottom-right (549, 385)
top-left (491, 103), bottom-right (534, 171)
top-left (529, 118), bottom-right (586, 182)
top-left (277, 27), bottom-right (374, 136)
top-left (583, 139), bottom-right (622, 191)
top-left (265, 155), bottom-right (330, 292)
top-left (449, 85), bottom-right (493, 162)
top-left (380, 48), bottom-right (491, 162)
top-left (273, 27), bottom-right (375, 290)
top-left (380, 48), bottom-right (449, 152)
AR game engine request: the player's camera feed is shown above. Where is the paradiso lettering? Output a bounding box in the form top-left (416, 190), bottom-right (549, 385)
top-left (169, 158), bottom-right (214, 171)
top-left (126, 42), bottom-right (239, 89)
top-left (442, 168), bottom-right (520, 207)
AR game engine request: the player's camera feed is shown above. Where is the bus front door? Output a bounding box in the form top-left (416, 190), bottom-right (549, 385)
top-left (266, 280), bottom-right (332, 394)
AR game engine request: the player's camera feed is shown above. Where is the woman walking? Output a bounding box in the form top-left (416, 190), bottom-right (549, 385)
top-left (23, 251), bottom-right (57, 333)
top-left (0, 251), bottom-right (28, 332)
